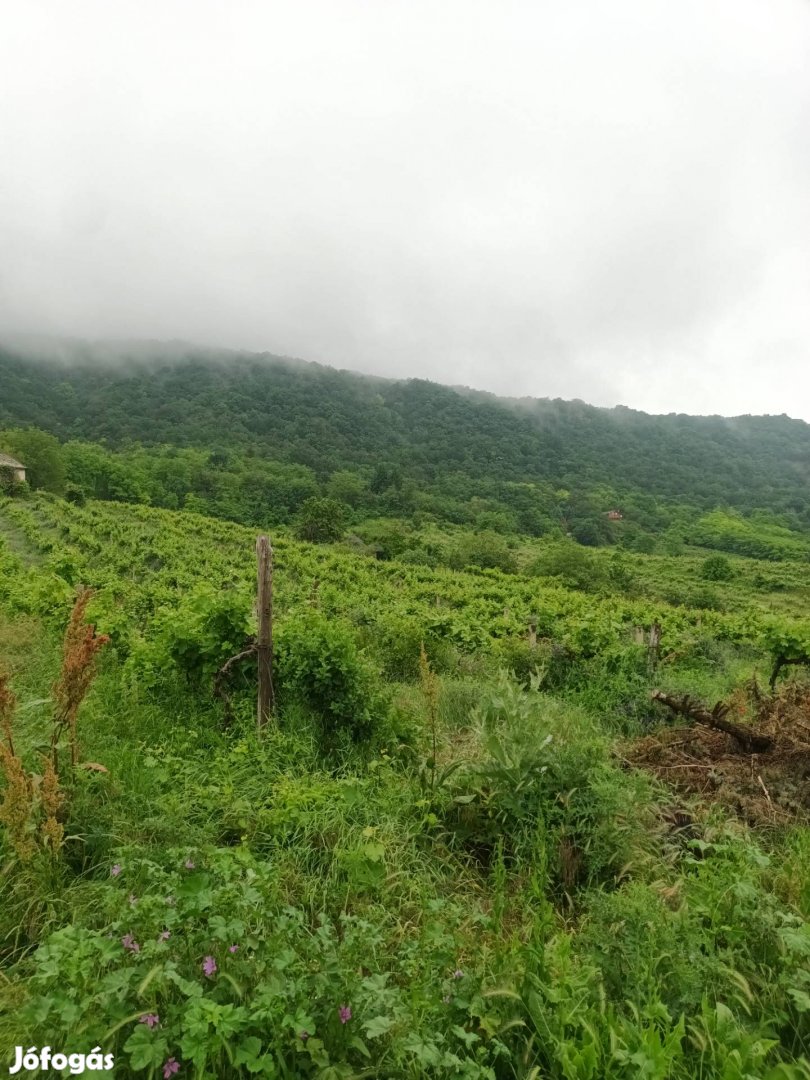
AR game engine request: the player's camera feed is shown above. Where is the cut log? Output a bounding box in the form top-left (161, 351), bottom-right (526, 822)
top-left (651, 690), bottom-right (773, 754)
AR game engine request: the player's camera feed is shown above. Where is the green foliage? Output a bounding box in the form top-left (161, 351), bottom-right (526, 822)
top-left (693, 509), bottom-right (810, 561)
top-left (5, 342), bottom-right (810, 542)
top-left (15, 849), bottom-right (503, 1079)
top-left (294, 497), bottom-right (347, 544)
top-left (530, 541), bottom-right (604, 591)
top-left (275, 611), bottom-right (391, 745)
top-left (701, 553), bottom-right (734, 581)
top-left (0, 427), bottom-right (65, 493)
top-left (444, 675), bottom-right (657, 893)
top-left (128, 585), bottom-right (253, 689)
top-left (447, 530), bottom-right (517, 573)
top-left (3, 490), bottom-right (810, 1078)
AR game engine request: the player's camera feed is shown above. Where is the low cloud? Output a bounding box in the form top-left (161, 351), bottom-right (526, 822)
top-left (1, 0), bottom-right (808, 416)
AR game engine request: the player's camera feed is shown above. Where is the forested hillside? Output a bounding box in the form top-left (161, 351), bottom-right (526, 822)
top-left (2, 339), bottom-right (810, 534)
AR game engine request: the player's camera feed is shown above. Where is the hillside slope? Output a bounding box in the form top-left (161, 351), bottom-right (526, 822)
top-left (2, 339), bottom-right (809, 523)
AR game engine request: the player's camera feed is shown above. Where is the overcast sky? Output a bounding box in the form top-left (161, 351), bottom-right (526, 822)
top-left (1, 1), bottom-right (809, 418)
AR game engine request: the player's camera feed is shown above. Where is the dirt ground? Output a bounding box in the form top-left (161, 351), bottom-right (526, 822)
top-left (623, 681), bottom-right (810, 825)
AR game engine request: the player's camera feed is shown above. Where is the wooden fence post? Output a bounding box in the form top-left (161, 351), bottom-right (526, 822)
top-left (256, 535), bottom-right (274, 729)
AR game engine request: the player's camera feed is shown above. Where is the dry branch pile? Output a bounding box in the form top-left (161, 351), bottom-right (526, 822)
top-left (624, 683), bottom-right (810, 825)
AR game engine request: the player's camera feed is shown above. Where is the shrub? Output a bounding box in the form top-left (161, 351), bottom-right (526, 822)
top-left (361, 615), bottom-right (456, 681)
top-left (294, 497), bottom-right (347, 544)
top-left (444, 675), bottom-right (657, 893)
top-left (529, 542), bottom-right (604, 592)
top-left (275, 612), bottom-right (391, 745)
top-left (447, 531), bottom-right (517, 574)
top-left (701, 554), bottom-right (734, 581)
top-left (127, 585), bottom-right (253, 690)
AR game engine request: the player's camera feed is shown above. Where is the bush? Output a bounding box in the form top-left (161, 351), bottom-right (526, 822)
top-left (529, 542), bottom-right (604, 592)
top-left (701, 554), bottom-right (734, 581)
top-left (127, 585), bottom-right (253, 689)
top-left (276, 612), bottom-right (391, 746)
top-left (294, 498), bottom-right (347, 544)
top-left (444, 675), bottom-right (657, 893)
top-left (447, 531), bottom-right (517, 574)
top-left (360, 615), bottom-right (456, 682)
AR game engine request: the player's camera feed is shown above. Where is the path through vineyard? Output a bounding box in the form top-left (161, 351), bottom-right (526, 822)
top-left (0, 502), bottom-right (43, 565)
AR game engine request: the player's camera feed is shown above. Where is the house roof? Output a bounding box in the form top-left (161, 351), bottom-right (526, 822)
top-left (0, 453), bottom-right (25, 468)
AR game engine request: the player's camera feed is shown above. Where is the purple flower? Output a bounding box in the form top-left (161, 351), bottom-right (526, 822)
top-left (159, 930), bottom-right (171, 942)
top-left (338, 1004), bottom-right (352, 1025)
top-left (121, 933), bottom-right (140, 953)
top-left (110, 863), bottom-right (122, 877)
top-left (139, 1013), bottom-right (160, 1029)
top-left (228, 944), bottom-right (239, 954)
top-left (202, 955), bottom-right (217, 977)
top-left (163, 1059), bottom-right (180, 1079)
top-left (299, 1031), bottom-right (310, 1041)
top-left (184, 859), bottom-right (196, 870)
top-left (452, 969), bottom-right (464, 979)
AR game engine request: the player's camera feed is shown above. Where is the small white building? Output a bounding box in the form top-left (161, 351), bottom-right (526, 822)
top-left (0, 454), bottom-right (26, 483)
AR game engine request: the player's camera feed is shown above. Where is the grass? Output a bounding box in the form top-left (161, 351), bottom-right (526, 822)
top-left (1, 509), bottom-right (810, 1076)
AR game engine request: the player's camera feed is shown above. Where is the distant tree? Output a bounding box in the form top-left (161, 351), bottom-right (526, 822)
top-left (0, 427), bottom-right (65, 493)
top-left (327, 469), bottom-right (367, 507)
top-left (448, 530), bottom-right (517, 574)
top-left (295, 497), bottom-right (347, 544)
top-left (356, 519), bottom-right (411, 560)
top-left (701, 554), bottom-right (734, 581)
top-left (530, 541), bottom-right (603, 592)
top-left (571, 519), bottom-right (606, 547)
top-left (369, 463), bottom-right (403, 494)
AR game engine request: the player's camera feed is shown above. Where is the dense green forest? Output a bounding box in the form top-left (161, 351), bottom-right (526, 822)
top-left (3, 339), bottom-right (810, 552)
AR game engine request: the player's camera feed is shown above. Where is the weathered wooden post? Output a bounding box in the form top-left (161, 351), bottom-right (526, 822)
top-left (256, 535), bottom-right (274, 729)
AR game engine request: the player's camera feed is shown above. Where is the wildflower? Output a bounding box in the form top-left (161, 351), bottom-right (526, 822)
top-left (338, 1005), bottom-right (352, 1024)
top-left (111, 863), bottom-right (122, 877)
top-left (184, 859), bottom-right (195, 870)
top-left (202, 955), bottom-right (217, 977)
top-left (163, 1059), bottom-right (180, 1079)
top-left (228, 944), bottom-right (239, 954)
top-left (121, 934), bottom-right (140, 953)
top-left (139, 1013), bottom-right (160, 1029)
top-left (159, 930), bottom-right (171, 942)
top-left (299, 1031), bottom-right (309, 1042)
top-left (442, 995), bottom-right (451, 1004)
top-left (129, 893), bottom-right (138, 905)
top-left (452, 969), bottom-right (464, 979)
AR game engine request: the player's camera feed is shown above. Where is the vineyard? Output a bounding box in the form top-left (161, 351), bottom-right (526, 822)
top-left (1, 494), bottom-right (810, 1078)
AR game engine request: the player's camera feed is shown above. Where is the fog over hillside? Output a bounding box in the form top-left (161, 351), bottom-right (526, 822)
top-left (1, 1), bottom-right (809, 417)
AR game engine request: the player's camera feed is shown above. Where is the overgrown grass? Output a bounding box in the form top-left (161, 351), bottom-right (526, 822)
top-left (2, 582), bottom-right (810, 1076)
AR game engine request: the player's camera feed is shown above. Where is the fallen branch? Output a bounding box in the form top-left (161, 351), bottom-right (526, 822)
top-left (213, 639), bottom-right (258, 725)
top-left (769, 654), bottom-right (810, 691)
top-left (651, 690), bottom-right (774, 754)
